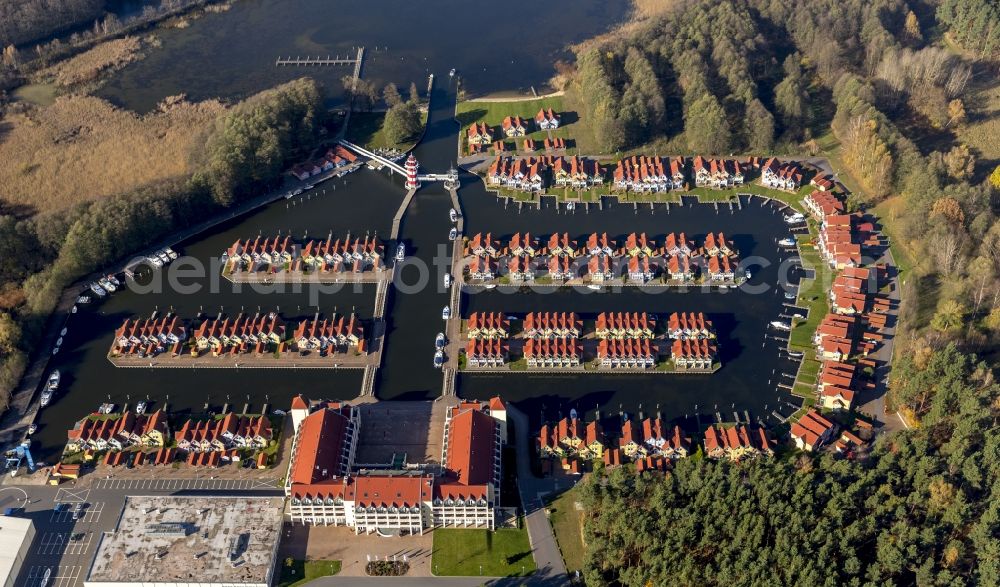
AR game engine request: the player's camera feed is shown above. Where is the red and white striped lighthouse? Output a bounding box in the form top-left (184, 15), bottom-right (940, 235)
top-left (404, 154), bottom-right (420, 190)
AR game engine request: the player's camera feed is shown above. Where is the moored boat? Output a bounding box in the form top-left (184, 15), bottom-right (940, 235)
top-left (448, 228), bottom-right (457, 241)
top-left (435, 332), bottom-right (446, 348)
top-left (89, 283), bottom-right (106, 297)
top-left (449, 208), bottom-right (458, 223)
top-left (135, 401), bottom-right (146, 415)
top-left (433, 350), bottom-right (445, 368)
top-left (442, 306), bottom-right (451, 320)
top-left (770, 320), bottom-right (791, 331)
top-left (396, 244), bottom-right (405, 262)
top-left (443, 274), bottom-right (451, 289)
top-left (778, 237), bottom-right (796, 247)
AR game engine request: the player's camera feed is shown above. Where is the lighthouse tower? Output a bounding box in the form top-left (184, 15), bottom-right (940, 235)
top-left (404, 154), bottom-right (420, 190)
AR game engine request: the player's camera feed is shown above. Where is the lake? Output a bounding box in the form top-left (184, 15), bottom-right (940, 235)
top-left (97, 0), bottom-right (628, 112)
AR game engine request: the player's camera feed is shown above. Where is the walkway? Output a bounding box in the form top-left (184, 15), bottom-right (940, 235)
top-left (339, 139), bottom-right (407, 176)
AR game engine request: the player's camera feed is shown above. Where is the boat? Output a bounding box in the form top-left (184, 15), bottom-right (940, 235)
top-left (435, 332), bottom-right (446, 348)
top-left (745, 270), bottom-right (752, 280)
top-left (51, 347), bottom-right (59, 355)
top-left (148, 256), bottom-right (163, 268)
top-left (448, 228), bottom-right (458, 241)
top-left (449, 208), bottom-right (458, 223)
top-left (433, 350), bottom-right (445, 368)
top-left (788, 351), bottom-right (804, 358)
top-left (272, 409), bottom-right (287, 416)
top-left (783, 213), bottom-right (805, 224)
top-left (484, 284), bottom-right (497, 290)
top-left (293, 188), bottom-right (303, 196)
top-left (449, 68), bottom-right (456, 77)
top-left (443, 274), bottom-right (452, 289)
top-left (60, 327), bottom-right (68, 337)
top-left (98, 277), bottom-right (115, 293)
top-left (778, 237), bottom-right (796, 247)
top-left (165, 248), bottom-right (178, 260)
top-left (587, 284), bottom-right (601, 291)
top-left (157, 251), bottom-right (170, 264)
top-left (40, 568), bottom-right (51, 587)
top-left (44, 372), bottom-right (58, 391)
top-left (27, 424), bottom-right (36, 435)
top-left (770, 320), bottom-right (792, 331)
top-left (89, 283), bottom-right (106, 297)
top-left (39, 390), bottom-right (52, 407)
top-left (71, 305), bottom-right (78, 314)
top-left (784, 292), bottom-right (797, 300)
top-left (396, 244), bottom-right (405, 262)
top-left (135, 401), bottom-right (146, 415)
top-left (303, 184), bottom-right (314, 191)
top-left (76, 295), bottom-right (90, 304)
top-left (55, 337), bottom-right (63, 347)
top-left (107, 274), bottom-right (121, 287)
top-left (98, 403), bottom-right (115, 415)
top-left (570, 408), bottom-right (578, 420)
top-left (566, 202), bottom-right (575, 211)
top-left (284, 191), bottom-right (293, 199)
top-left (792, 313), bottom-right (805, 320)
top-left (50, 369), bottom-right (66, 395)
top-left (442, 306), bottom-right (451, 320)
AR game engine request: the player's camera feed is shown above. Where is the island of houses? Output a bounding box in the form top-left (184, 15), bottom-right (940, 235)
top-left (223, 233), bottom-right (387, 283)
top-left (108, 311), bottom-right (377, 368)
top-left (461, 231), bottom-right (743, 286)
top-left (461, 311), bottom-right (719, 373)
top-left (64, 409), bottom-right (276, 469)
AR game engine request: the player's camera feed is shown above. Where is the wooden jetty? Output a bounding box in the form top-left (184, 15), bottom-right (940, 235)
top-left (275, 49), bottom-right (363, 67)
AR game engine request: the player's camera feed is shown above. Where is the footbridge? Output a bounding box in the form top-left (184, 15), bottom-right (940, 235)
top-left (337, 139), bottom-right (459, 187)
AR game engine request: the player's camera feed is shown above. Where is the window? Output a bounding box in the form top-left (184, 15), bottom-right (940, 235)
top-left (302, 497), bottom-right (312, 506)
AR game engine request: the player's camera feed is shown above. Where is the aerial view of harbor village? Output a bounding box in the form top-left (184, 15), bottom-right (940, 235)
top-left (0, 0), bottom-right (997, 585)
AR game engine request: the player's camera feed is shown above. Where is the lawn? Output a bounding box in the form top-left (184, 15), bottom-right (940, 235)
top-left (275, 559), bottom-right (341, 587)
top-left (456, 96), bottom-right (587, 154)
top-left (431, 526), bottom-right (535, 577)
top-left (547, 487), bottom-right (586, 573)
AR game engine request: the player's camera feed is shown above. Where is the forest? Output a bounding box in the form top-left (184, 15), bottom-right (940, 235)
top-left (0, 77), bottom-right (325, 410)
top-left (581, 344), bottom-right (999, 585)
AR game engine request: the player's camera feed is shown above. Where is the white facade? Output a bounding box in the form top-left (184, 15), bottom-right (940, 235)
top-left (0, 517), bottom-right (34, 587)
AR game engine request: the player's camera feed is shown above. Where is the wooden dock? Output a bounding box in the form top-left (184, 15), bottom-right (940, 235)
top-left (275, 49), bottom-right (363, 67)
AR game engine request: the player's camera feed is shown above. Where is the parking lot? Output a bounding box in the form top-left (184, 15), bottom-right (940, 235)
top-left (35, 532), bottom-right (94, 556)
top-left (92, 477), bottom-right (281, 491)
top-left (21, 565), bottom-right (82, 587)
top-left (48, 502), bottom-right (103, 524)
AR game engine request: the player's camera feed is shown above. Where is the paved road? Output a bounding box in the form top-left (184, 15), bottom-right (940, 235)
top-left (506, 405), bottom-right (572, 587)
top-left (858, 246), bottom-right (906, 433)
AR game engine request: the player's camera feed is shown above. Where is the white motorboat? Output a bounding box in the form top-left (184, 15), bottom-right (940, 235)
top-left (89, 283), bottom-right (106, 297)
top-left (443, 274), bottom-right (452, 289)
top-left (783, 213), bottom-right (805, 224)
top-left (433, 350), bottom-right (445, 368)
top-left (587, 284), bottom-right (601, 291)
top-left (27, 424), bottom-right (36, 435)
top-left (40, 568), bottom-right (51, 587)
top-left (148, 256), bottom-right (163, 268)
top-left (55, 337), bottom-right (63, 347)
top-left (99, 277), bottom-right (115, 293)
top-left (76, 295), bottom-right (90, 304)
top-left (448, 228), bottom-right (458, 241)
top-left (135, 401), bottom-right (146, 415)
top-left (788, 351), bottom-right (804, 358)
top-left (435, 332), bottom-right (446, 348)
top-left (157, 251), bottom-right (170, 264)
top-left (449, 68), bottom-right (456, 77)
top-left (570, 408), bottom-right (578, 420)
top-left (60, 327), bottom-right (67, 337)
top-left (45, 369), bottom-right (62, 391)
top-left (770, 320), bottom-right (792, 331)
top-left (107, 274), bottom-right (121, 287)
top-left (284, 191), bottom-right (294, 199)
top-left (778, 237), bottom-right (796, 247)
top-left (39, 390), bottom-right (52, 407)
top-left (484, 284), bottom-right (497, 290)
top-left (71, 305), bottom-right (78, 314)
top-left (303, 184), bottom-right (314, 191)
top-left (98, 403), bottom-right (115, 414)
top-left (165, 248), bottom-right (178, 260)
top-left (449, 208), bottom-right (458, 223)
top-left (442, 306), bottom-right (451, 320)
top-left (396, 244), bottom-right (405, 262)
top-left (792, 313), bottom-right (805, 320)
top-left (293, 188), bottom-right (303, 196)
top-left (784, 292), bottom-right (797, 300)
top-left (47, 370), bottom-right (61, 391)
top-left (745, 270), bottom-right (752, 280)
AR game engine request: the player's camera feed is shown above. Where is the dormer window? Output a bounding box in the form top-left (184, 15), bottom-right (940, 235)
top-left (292, 498), bottom-right (301, 506)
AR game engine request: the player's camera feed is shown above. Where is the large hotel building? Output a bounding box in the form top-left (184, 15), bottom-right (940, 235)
top-left (284, 396), bottom-right (507, 533)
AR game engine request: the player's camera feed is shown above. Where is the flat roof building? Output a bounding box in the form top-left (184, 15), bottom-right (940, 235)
top-left (0, 516), bottom-right (34, 587)
top-left (85, 496), bottom-right (283, 587)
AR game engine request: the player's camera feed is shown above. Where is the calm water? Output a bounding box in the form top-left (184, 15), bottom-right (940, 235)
top-left (97, 0), bottom-right (628, 111)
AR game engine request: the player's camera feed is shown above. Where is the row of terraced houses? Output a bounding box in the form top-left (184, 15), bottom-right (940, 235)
top-left (224, 234), bottom-right (385, 275)
top-left (537, 415), bottom-right (774, 474)
top-left (480, 152), bottom-right (805, 193)
top-left (463, 231), bottom-right (740, 284)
